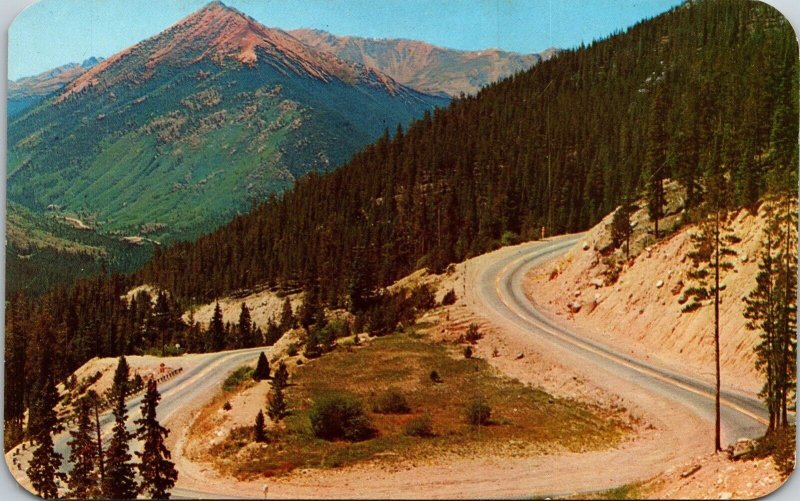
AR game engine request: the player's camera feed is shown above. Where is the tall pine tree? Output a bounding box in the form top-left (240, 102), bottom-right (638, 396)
top-left (67, 397), bottom-right (100, 499)
top-left (102, 357), bottom-right (138, 499)
top-left (135, 380), bottom-right (178, 499)
top-left (209, 303), bottom-right (226, 352)
top-left (27, 347), bottom-right (65, 499)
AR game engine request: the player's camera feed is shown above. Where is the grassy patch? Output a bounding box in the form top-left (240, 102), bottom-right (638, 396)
top-left (574, 482), bottom-right (648, 499)
top-left (222, 366), bottom-right (255, 392)
top-left (205, 331), bottom-right (631, 479)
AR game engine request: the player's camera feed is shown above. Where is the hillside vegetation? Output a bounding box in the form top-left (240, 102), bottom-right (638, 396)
top-left (6, 203), bottom-right (153, 296)
top-left (7, 2), bottom-right (446, 242)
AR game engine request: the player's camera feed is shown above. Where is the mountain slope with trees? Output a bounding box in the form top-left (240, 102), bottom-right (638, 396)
top-left (138, 0), bottom-right (797, 304)
top-left (7, 1), bottom-right (446, 243)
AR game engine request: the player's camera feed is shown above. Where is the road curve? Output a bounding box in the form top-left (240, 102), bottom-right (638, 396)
top-left (473, 234), bottom-right (767, 444)
top-left (164, 236), bottom-right (769, 499)
top-left (6, 346), bottom-right (266, 497)
top-left (6, 237), bottom-right (769, 499)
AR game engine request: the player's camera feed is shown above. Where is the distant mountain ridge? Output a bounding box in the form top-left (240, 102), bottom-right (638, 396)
top-left (7, 57), bottom-right (104, 117)
top-left (290, 28), bottom-right (557, 97)
top-left (8, 1), bottom-right (447, 242)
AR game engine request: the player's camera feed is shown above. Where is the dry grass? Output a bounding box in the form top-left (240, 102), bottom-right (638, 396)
top-left (199, 328), bottom-right (631, 479)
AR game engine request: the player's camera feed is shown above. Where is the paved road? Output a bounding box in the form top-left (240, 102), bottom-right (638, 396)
top-left (8, 237), bottom-right (769, 499)
top-left (7, 346), bottom-right (265, 496)
top-left (473, 235), bottom-right (767, 445)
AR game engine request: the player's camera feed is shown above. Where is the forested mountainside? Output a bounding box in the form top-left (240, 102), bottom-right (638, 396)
top-left (7, 2), bottom-right (446, 243)
top-left (6, 203), bottom-right (154, 296)
top-left (289, 28), bottom-right (553, 97)
top-left (139, 0), bottom-right (797, 304)
top-left (5, 0), bottom-right (797, 447)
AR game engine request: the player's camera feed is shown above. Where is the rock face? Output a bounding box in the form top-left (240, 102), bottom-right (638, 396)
top-left (290, 28), bottom-right (556, 97)
top-left (526, 190), bottom-right (784, 396)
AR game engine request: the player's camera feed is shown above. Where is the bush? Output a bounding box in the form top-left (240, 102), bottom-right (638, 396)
top-left (373, 387), bottom-right (411, 414)
top-left (309, 393), bottom-right (375, 442)
top-left (286, 342), bottom-right (300, 357)
top-left (429, 370), bottom-right (442, 383)
top-left (465, 397), bottom-right (491, 425)
top-left (410, 284), bottom-right (436, 312)
top-left (465, 323), bottom-right (482, 343)
top-left (681, 301), bottom-right (703, 313)
top-left (463, 345), bottom-right (473, 359)
top-left (223, 366), bottom-right (255, 392)
top-left (404, 414), bottom-right (434, 437)
top-left (501, 231), bottom-right (521, 246)
top-left (441, 289), bottom-right (457, 306)
top-left (222, 401), bottom-right (232, 411)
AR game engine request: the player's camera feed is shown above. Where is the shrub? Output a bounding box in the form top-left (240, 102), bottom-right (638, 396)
top-left (410, 284), bottom-right (436, 311)
top-left (222, 401), bottom-right (232, 411)
top-left (286, 342), bottom-right (300, 357)
top-left (501, 231), bottom-right (521, 246)
top-left (373, 387), bottom-right (411, 414)
top-left (223, 366), bottom-right (255, 392)
top-left (429, 370), bottom-right (442, 383)
top-left (463, 345), bottom-right (473, 359)
top-left (441, 289), bottom-right (457, 306)
top-left (681, 301), bottom-right (703, 313)
top-left (465, 397), bottom-right (491, 425)
top-left (465, 323), bottom-right (482, 343)
top-left (404, 414), bottom-right (434, 437)
top-left (309, 393), bottom-right (375, 442)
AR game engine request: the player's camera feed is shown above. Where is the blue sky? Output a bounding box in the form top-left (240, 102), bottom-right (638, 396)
top-left (9, 0), bottom-right (685, 81)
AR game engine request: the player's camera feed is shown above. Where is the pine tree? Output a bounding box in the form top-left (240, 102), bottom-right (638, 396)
top-left (111, 355), bottom-right (130, 398)
top-left (644, 78), bottom-right (670, 239)
top-left (744, 196), bottom-right (797, 432)
top-left (237, 303), bottom-right (253, 348)
top-left (135, 380), bottom-right (178, 499)
top-left (102, 358), bottom-right (138, 499)
top-left (745, 204), bottom-right (782, 431)
top-left (86, 390), bottom-right (106, 486)
top-left (610, 201), bottom-right (634, 258)
top-left (27, 349), bottom-right (65, 499)
top-left (254, 410), bottom-right (267, 443)
top-left (209, 302), bottom-right (225, 352)
top-left (683, 188), bottom-right (740, 452)
top-left (267, 385), bottom-right (288, 422)
top-left (298, 287), bottom-right (325, 332)
top-left (253, 352), bottom-right (270, 381)
top-left (272, 361), bottom-right (289, 389)
top-left (278, 298), bottom-right (294, 333)
top-left (67, 397), bottom-right (100, 499)
top-left (265, 319), bottom-right (282, 346)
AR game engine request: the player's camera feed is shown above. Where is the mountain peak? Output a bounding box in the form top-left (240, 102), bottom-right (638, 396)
top-left (60, 1), bottom-right (411, 100)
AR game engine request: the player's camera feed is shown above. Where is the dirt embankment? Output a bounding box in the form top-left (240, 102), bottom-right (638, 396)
top-left (527, 201), bottom-right (777, 397)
